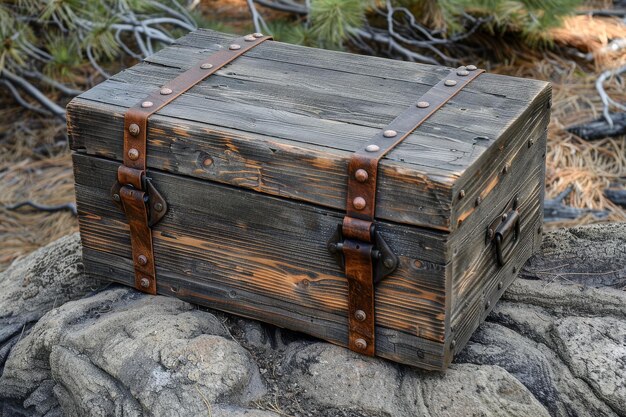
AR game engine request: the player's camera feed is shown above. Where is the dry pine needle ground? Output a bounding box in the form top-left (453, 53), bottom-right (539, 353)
top-left (1, 10), bottom-right (625, 269)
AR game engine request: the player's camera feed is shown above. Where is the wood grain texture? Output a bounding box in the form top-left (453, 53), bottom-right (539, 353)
top-left (73, 153), bottom-right (450, 368)
top-left (68, 28), bottom-right (550, 231)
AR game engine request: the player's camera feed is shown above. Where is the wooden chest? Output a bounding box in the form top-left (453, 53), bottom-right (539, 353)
top-left (67, 29), bottom-right (550, 370)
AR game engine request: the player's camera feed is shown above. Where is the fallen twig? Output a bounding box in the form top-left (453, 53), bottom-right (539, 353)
top-left (544, 186), bottom-right (609, 222)
top-left (6, 201), bottom-right (78, 216)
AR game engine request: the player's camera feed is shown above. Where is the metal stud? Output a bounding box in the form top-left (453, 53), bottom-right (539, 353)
top-left (160, 87), bottom-right (173, 95)
top-left (253, 32), bottom-right (263, 38)
top-left (137, 255), bottom-right (148, 266)
top-left (140, 277), bottom-right (150, 288)
top-left (502, 213), bottom-right (508, 222)
top-left (365, 144), bottom-right (380, 152)
top-left (466, 64), bottom-right (477, 71)
top-left (485, 300), bottom-right (491, 309)
top-left (200, 63), bottom-right (214, 69)
top-left (355, 169), bottom-right (368, 183)
top-left (488, 228), bottom-right (495, 239)
top-left (141, 101), bottom-right (153, 108)
top-left (498, 281), bottom-right (503, 290)
top-left (457, 70), bottom-right (469, 76)
top-left (128, 148), bottom-right (140, 160)
top-left (459, 189), bottom-right (466, 199)
top-left (354, 338), bottom-right (368, 350)
top-left (128, 123), bottom-right (140, 136)
top-left (112, 193), bottom-right (120, 202)
top-left (444, 79), bottom-right (457, 87)
top-left (416, 101), bottom-right (430, 108)
top-left (353, 197), bottom-right (366, 210)
top-left (383, 129), bottom-right (397, 138)
top-left (475, 196), bottom-right (482, 206)
top-left (383, 258), bottom-right (395, 269)
top-left (229, 44), bottom-right (241, 50)
top-left (244, 34), bottom-right (256, 42)
top-left (354, 310), bottom-right (366, 322)
top-left (154, 202), bottom-right (164, 212)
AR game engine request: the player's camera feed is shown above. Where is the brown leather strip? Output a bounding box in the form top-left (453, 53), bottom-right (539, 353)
top-left (343, 66), bottom-right (484, 355)
top-left (117, 33), bottom-right (272, 294)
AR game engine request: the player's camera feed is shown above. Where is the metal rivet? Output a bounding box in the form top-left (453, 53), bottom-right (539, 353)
top-left (485, 300), bottom-right (491, 309)
top-left (513, 266), bottom-right (517, 273)
top-left (141, 101), bottom-right (153, 108)
top-left (229, 44), bottom-right (241, 50)
top-left (459, 189), bottom-right (465, 199)
top-left (200, 63), bottom-right (213, 69)
top-left (488, 228), bottom-right (494, 239)
top-left (503, 163), bottom-right (510, 174)
top-left (416, 101), bottom-right (430, 108)
top-left (140, 277), bottom-right (150, 288)
top-left (355, 310), bottom-right (366, 322)
top-left (128, 148), bottom-right (140, 160)
top-left (160, 87), bottom-right (172, 95)
top-left (498, 281), bottom-right (503, 290)
top-left (137, 255), bottom-right (148, 266)
top-left (475, 196), bottom-right (482, 206)
top-left (354, 338), bottom-right (367, 350)
top-left (112, 193), bottom-right (120, 202)
top-left (467, 65), bottom-right (477, 71)
top-left (353, 197), bottom-right (366, 210)
top-left (502, 213), bottom-right (508, 221)
top-left (128, 123), bottom-right (140, 136)
top-left (444, 79), bottom-right (457, 87)
top-left (244, 34), bottom-right (256, 42)
top-left (365, 144), bottom-right (380, 152)
top-left (457, 70), bottom-right (469, 76)
top-left (383, 258), bottom-right (395, 269)
top-left (383, 129), bottom-right (397, 138)
top-left (154, 202), bottom-right (164, 212)
top-left (450, 339), bottom-right (457, 349)
top-left (355, 169), bottom-right (368, 182)
top-left (253, 32), bottom-right (263, 38)
top-left (528, 138), bottom-right (534, 148)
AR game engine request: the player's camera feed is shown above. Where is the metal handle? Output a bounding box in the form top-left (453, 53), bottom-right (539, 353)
top-left (494, 210), bottom-right (520, 266)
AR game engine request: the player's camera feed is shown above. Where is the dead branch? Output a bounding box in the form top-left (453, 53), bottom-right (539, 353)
top-left (6, 201), bottom-right (78, 216)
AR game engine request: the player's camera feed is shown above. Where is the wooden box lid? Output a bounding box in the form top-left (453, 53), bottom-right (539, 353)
top-left (68, 29), bottom-right (551, 232)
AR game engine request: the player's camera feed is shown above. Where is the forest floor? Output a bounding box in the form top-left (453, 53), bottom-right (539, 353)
top-left (1, 1), bottom-right (625, 269)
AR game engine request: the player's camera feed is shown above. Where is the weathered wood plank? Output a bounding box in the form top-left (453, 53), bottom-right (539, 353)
top-left (73, 153), bottom-right (451, 348)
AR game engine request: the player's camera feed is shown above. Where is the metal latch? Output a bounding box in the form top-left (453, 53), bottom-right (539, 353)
top-left (111, 175), bottom-right (168, 227)
top-left (487, 196), bottom-right (521, 266)
top-left (327, 224), bottom-right (398, 284)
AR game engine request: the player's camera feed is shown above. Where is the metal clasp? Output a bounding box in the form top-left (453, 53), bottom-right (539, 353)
top-left (487, 196), bottom-right (521, 266)
top-left (327, 222), bottom-right (398, 284)
top-left (111, 173), bottom-right (168, 227)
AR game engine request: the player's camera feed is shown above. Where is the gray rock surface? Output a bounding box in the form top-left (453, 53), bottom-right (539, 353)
top-left (1, 223), bottom-right (625, 417)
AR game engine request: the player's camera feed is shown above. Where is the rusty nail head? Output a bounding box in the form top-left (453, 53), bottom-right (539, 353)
top-left (113, 193), bottom-right (120, 202)
top-left (503, 163), bottom-right (510, 174)
top-left (467, 64), bottom-right (477, 71)
top-left (229, 44), bottom-right (241, 50)
top-left (253, 32), bottom-right (263, 38)
top-left (140, 277), bottom-right (150, 288)
top-left (141, 101), bottom-right (153, 108)
top-left (444, 79), bottom-right (457, 87)
top-left (416, 101), bottom-right (430, 108)
top-left (200, 63), bottom-right (213, 69)
top-left (450, 339), bottom-right (457, 349)
top-left (355, 310), bottom-right (366, 322)
top-left (354, 338), bottom-right (367, 350)
top-left (383, 129), bottom-right (397, 138)
top-left (528, 138), bottom-right (534, 147)
top-left (244, 34), bottom-right (256, 41)
top-left (137, 255), bottom-right (148, 266)
top-left (498, 281), bottom-right (503, 290)
top-left (365, 144), bottom-right (380, 152)
top-left (128, 148), bottom-right (140, 160)
top-left (475, 196), bottom-right (482, 206)
top-left (488, 228), bottom-right (494, 239)
top-left (485, 300), bottom-right (491, 309)
top-left (154, 202), bottom-right (164, 212)
top-left (128, 123), bottom-right (140, 136)
top-left (383, 258), bottom-right (395, 269)
top-left (160, 87), bottom-right (173, 95)
top-left (502, 213), bottom-right (508, 221)
top-left (353, 197), bottom-right (366, 210)
top-left (355, 169), bottom-right (368, 182)
top-left (459, 189), bottom-right (465, 199)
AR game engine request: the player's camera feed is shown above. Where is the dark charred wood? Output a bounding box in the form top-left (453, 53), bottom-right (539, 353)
top-left (567, 112), bottom-right (626, 140)
top-left (605, 187), bottom-right (626, 207)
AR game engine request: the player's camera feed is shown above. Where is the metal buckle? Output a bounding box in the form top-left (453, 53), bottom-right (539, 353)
top-left (110, 174), bottom-right (168, 227)
top-left (327, 223), bottom-right (398, 284)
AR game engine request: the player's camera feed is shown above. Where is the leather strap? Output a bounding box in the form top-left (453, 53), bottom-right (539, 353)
top-left (117, 33), bottom-right (272, 294)
top-left (342, 66), bottom-right (484, 354)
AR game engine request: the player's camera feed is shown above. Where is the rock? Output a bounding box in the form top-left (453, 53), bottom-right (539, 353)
top-left (1, 223), bottom-right (626, 417)
top-left (0, 233), bottom-right (102, 372)
top-left (0, 288), bottom-right (266, 417)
